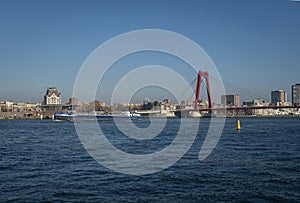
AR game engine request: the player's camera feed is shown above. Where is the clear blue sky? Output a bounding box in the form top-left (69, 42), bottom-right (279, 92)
top-left (0, 0), bottom-right (299, 103)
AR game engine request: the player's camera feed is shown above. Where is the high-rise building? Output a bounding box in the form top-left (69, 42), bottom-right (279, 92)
top-left (271, 90), bottom-right (287, 105)
top-left (292, 84), bottom-right (300, 106)
top-left (221, 94), bottom-right (240, 107)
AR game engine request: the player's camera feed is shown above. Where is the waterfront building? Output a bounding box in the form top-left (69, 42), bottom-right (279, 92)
top-left (68, 97), bottom-right (78, 106)
top-left (14, 103), bottom-right (26, 112)
top-left (0, 102), bottom-right (5, 112)
top-left (243, 99), bottom-right (268, 106)
top-left (271, 89), bottom-right (287, 105)
top-left (221, 94), bottom-right (240, 107)
top-left (243, 99), bottom-right (270, 116)
top-left (199, 99), bottom-right (209, 108)
top-left (143, 98), bottom-right (150, 104)
top-left (292, 84), bottom-right (300, 106)
top-left (42, 87), bottom-right (62, 112)
top-left (94, 100), bottom-right (108, 111)
top-left (5, 101), bottom-right (13, 111)
top-left (44, 87), bottom-right (62, 105)
top-left (185, 100), bottom-right (194, 106)
top-left (128, 103), bottom-right (143, 111)
top-left (162, 99), bottom-right (171, 104)
top-left (180, 100), bottom-right (194, 110)
top-left (26, 103), bottom-right (40, 112)
top-left (142, 98), bottom-right (153, 110)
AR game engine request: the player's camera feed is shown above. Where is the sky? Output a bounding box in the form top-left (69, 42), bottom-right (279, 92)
top-left (0, 0), bottom-right (299, 104)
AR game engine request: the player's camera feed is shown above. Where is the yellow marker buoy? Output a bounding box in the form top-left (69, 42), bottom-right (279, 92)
top-left (236, 119), bottom-right (241, 131)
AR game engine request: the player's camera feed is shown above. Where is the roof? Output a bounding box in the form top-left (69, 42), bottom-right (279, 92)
top-left (45, 87), bottom-right (61, 97)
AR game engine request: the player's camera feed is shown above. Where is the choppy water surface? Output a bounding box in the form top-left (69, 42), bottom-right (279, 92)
top-left (1, 118), bottom-right (299, 202)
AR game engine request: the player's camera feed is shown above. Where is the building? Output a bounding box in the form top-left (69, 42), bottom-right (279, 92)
top-left (243, 99), bottom-right (270, 116)
top-left (162, 99), bottom-right (171, 104)
top-left (292, 84), bottom-right (300, 106)
top-left (143, 98), bottom-right (150, 104)
top-left (271, 89), bottom-right (287, 105)
top-left (14, 102), bottom-right (26, 112)
top-left (68, 97), bottom-right (78, 106)
top-left (221, 94), bottom-right (240, 107)
top-left (243, 99), bottom-right (268, 106)
top-left (0, 102), bottom-right (6, 112)
top-left (44, 87), bottom-right (62, 105)
top-left (5, 101), bottom-right (14, 111)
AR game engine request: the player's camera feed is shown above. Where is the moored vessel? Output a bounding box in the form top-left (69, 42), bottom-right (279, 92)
top-left (54, 111), bottom-right (141, 121)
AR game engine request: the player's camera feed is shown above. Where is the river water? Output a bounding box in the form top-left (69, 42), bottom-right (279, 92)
top-left (1, 118), bottom-right (299, 202)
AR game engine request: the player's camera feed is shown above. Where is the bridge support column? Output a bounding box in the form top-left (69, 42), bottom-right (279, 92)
top-left (194, 71), bottom-right (212, 112)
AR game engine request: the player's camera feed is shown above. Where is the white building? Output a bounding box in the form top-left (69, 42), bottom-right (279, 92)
top-left (5, 101), bottom-right (14, 111)
top-left (44, 87), bottom-right (62, 105)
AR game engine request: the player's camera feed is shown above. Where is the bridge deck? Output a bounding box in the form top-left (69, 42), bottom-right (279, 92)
top-left (175, 106), bottom-right (300, 112)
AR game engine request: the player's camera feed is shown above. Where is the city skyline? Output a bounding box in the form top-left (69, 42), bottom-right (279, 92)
top-left (0, 84), bottom-right (298, 106)
top-left (0, 1), bottom-right (299, 103)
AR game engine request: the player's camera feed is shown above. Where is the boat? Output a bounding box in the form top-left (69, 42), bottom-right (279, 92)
top-left (54, 112), bottom-right (74, 121)
top-left (54, 111), bottom-right (141, 121)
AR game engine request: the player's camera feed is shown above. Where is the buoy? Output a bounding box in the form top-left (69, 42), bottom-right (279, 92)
top-left (236, 119), bottom-right (241, 131)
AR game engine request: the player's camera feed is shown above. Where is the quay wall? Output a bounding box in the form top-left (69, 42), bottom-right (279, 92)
top-left (0, 111), bottom-right (57, 120)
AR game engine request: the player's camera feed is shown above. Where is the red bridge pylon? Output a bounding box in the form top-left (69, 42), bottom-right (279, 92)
top-left (194, 71), bottom-right (212, 111)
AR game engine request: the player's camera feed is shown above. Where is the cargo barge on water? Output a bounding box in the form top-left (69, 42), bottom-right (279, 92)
top-left (54, 111), bottom-right (141, 121)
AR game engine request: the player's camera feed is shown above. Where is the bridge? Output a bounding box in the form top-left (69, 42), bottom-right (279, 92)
top-left (175, 71), bottom-right (300, 117)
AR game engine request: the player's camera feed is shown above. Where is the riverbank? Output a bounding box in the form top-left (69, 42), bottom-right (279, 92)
top-left (0, 111), bottom-right (55, 120)
top-left (1, 114), bottom-right (300, 120)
